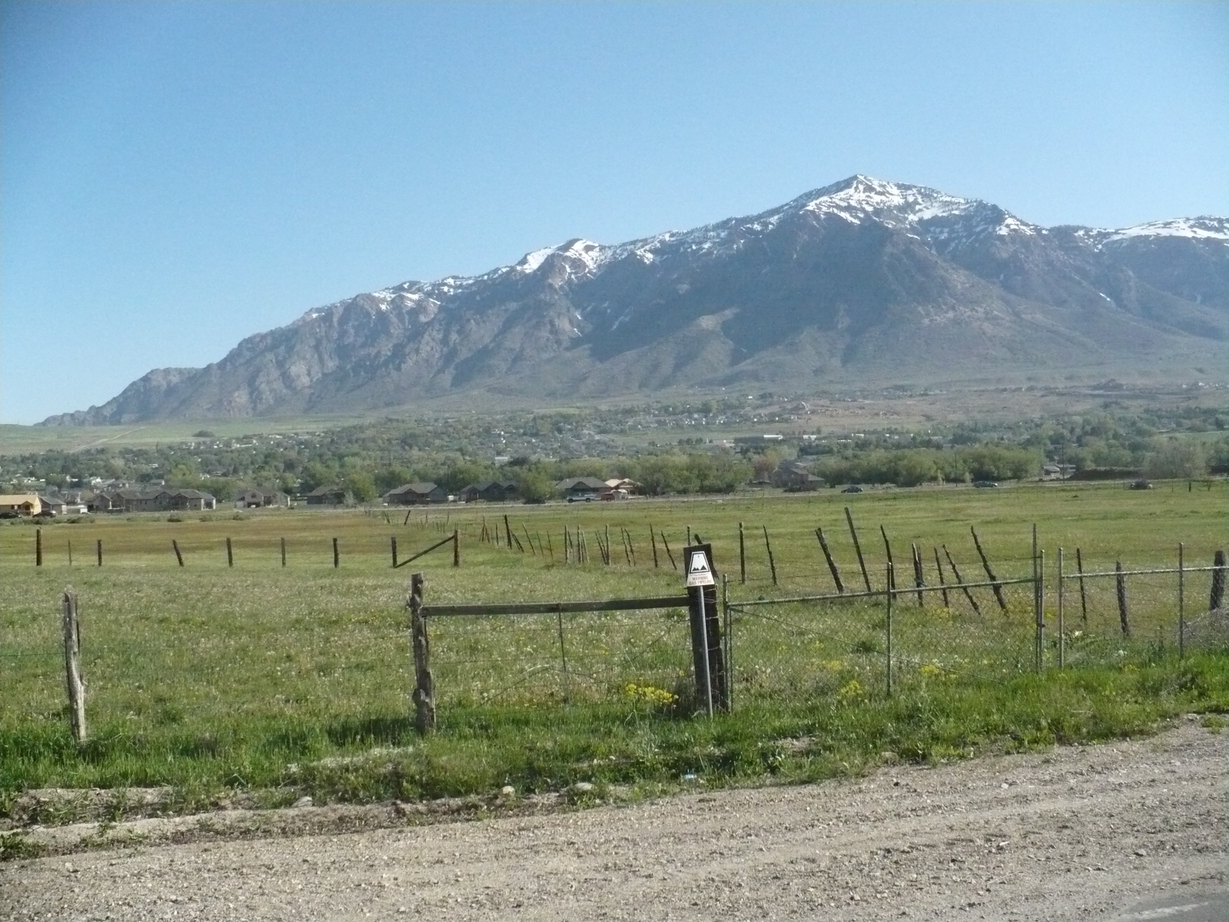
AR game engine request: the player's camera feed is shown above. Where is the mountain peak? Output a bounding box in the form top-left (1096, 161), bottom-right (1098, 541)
top-left (40, 176), bottom-right (1228, 424)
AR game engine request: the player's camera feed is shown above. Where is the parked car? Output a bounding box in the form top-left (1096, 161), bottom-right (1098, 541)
top-left (1130, 479), bottom-right (1153, 490)
top-left (841, 485), bottom-right (864, 493)
top-left (567, 493), bottom-right (598, 503)
top-left (974, 481), bottom-right (999, 488)
top-left (33, 509), bottom-right (57, 518)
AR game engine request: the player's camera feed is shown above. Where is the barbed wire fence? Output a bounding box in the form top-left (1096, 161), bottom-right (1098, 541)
top-left (3, 540), bottom-right (1224, 742)
top-left (723, 546), bottom-right (1227, 711)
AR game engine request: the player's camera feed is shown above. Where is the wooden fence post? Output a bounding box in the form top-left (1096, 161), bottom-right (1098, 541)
top-left (61, 590), bottom-right (87, 744)
top-left (880, 526), bottom-right (895, 595)
top-left (36, 528), bottom-right (42, 567)
top-left (1116, 560), bottom-right (1130, 636)
top-left (1211, 549), bottom-right (1226, 611)
top-left (845, 507), bottom-right (872, 594)
top-left (933, 547), bottom-right (949, 608)
top-left (970, 527), bottom-right (1008, 611)
top-left (226, 537), bottom-right (234, 568)
top-left (408, 573), bottom-right (435, 734)
top-left (504, 515), bottom-right (512, 549)
top-left (280, 536), bottom-right (287, 568)
top-left (650, 526), bottom-right (659, 569)
top-left (912, 542), bottom-right (925, 607)
top-left (660, 532), bottom-right (676, 570)
top-left (763, 525), bottom-right (778, 586)
top-left (333, 537), bottom-right (339, 568)
top-left (391, 536), bottom-right (398, 568)
top-left (453, 529), bottom-right (460, 567)
top-left (1076, 547), bottom-right (1088, 623)
top-left (816, 527), bottom-right (844, 594)
top-left (97, 539), bottom-right (103, 567)
top-left (943, 545), bottom-right (982, 616)
top-left (172, 539), bottom-right (184, 567)
top-left (739, 522), bottom-right (746, 584)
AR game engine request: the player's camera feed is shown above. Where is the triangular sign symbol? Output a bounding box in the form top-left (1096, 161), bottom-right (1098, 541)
top-left (689, 552), bottom-right (711, 574)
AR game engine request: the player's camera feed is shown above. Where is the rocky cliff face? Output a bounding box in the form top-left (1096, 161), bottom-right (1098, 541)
top-left (44, 176), bottom-right (1228, 424)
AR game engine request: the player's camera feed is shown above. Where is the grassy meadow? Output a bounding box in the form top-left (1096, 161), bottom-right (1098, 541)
top-left (1, 479), bottom-right (1226, 836)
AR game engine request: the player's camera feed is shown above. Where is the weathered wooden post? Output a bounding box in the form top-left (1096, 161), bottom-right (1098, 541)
top-left (68, 540), bottom-right (73, 568)
top-left (971, 527), bottom-right (1008, 612)
top-left (763, 525), bottom-right (778, 587)
top-left (1116, 560), bottom-right (1130, 637)
top-left (504, 515), bottom-right (512, 549)
top-left (1211, 549), bottom-right (1226, 611)
top-left (660, 531), bottom-right (676, 570)
top-left (650, 526), bottom-right (659, 569)
top-left (36, 528), bottom-right (42, 567)
top-left (172, 539), bottom-right (184, 567)
top-left (408, 573), bottom-right (435, 733)
top-left (61, 590), bottom-right (87, 744)
top-left (391, 536), bottom-right (398, 568)
top-left (880, 526), bottom-right (895, 595)
top-left (1076, 547), bottom-right (1088, 623)
top-left (845, 507), bottom-right (872, 594)
top-left (943, 545), bottom-right (982, 616)
top-left (453, 529), bottom-right (460, 567)
top-left (226, 537), bottom-right (234, 568)
top-left (97, 539), bottom-right (103, 567)
top-left (933, 547), bottom-right (949, 608)
top-left (280, 536), bottom-right (287, 567)
top-left (816, 527), bottom-right (844, 594)
top-left (911, 542), bottom-right (925, 607)
top-left (332, 537), bottom-right (339, 568)
top-left (738, 522), bottom-right (746, 584)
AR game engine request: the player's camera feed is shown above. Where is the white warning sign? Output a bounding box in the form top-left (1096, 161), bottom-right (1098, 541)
top-left (685, 547), bottom-right (715, 587)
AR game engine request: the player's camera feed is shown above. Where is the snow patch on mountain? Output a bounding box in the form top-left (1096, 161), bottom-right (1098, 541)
top-left (1101, 217), bottom-right (1229, 243)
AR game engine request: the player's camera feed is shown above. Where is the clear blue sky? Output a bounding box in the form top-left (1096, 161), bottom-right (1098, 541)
top-left (2, 1), bottom-right (1226, 425)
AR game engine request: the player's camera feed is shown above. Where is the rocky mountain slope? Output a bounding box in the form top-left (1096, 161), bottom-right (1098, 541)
top-left (45, 176), bottom-right (1228, 424)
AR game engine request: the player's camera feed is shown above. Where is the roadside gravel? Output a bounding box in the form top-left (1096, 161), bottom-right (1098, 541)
top-left (3, 719), bottom-right (1224, 921)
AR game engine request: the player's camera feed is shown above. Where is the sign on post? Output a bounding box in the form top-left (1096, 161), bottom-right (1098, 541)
top-left (685, 545), bottom-right (715, 587)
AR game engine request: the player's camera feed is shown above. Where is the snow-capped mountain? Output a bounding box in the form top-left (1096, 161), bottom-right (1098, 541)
top-left (45, 176), bottom-right (1228, 424)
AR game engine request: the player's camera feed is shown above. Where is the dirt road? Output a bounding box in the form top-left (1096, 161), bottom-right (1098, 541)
top-left (3, 720), bottom-right (1224, 921)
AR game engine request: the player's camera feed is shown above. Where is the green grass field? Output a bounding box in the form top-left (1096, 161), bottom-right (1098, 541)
top-left (2, 480), bottom-right (1226, 838)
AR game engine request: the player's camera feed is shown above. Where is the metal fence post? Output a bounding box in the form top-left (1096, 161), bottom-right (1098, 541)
top-left (1057, 547), bottom-right (1065, 670)
top-left (1178, 543), bottom-right (1185, 659)
top-left (1035, 547), bottom-right (1045, 674)
top-left (885, 563), bottom-right (894, 697)
top-left (722, 574), bottom-right (733, 713)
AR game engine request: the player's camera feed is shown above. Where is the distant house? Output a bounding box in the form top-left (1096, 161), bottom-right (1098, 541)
top-left (167, 489), bottom-right (217, 511)
top-left (604, 478), bottom-right (639, 495)
top-left (458, 480), bottom-right (519, 503)
top-left (0, 494), bottom-right (40, 516)
top-left (83, 489), bottom-right (215, 513)
top-left (772, 461), bottom-right (824, 491)
top-left (555, 477), bottom-right (610, 501)
top-left (384, 482), bottom-right (447, 505)
top-left (239, 488), bottom-right (291, 508)
top-left (37, 496), bottom-right (86, 516)
top-left (305, 485), bottom-right (347, 506)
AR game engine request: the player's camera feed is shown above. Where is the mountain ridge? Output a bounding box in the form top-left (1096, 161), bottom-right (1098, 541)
top-left (43, 176), bottom-right (1229, 425)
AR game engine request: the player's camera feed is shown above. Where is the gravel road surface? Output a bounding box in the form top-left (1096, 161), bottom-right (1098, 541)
top-left (3, 720), bottom-right (1224, 921)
